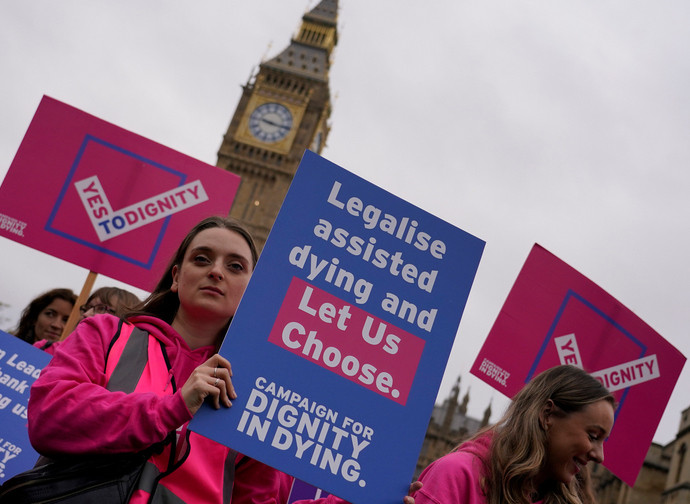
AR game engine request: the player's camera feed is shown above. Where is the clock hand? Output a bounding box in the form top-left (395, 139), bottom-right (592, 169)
top-left (261, 118), bottom-right (289, 130)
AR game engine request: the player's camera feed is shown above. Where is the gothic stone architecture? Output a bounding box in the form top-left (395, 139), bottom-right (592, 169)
top-left (415, 376), bottom-right (492, 479)
top-left (216, 0), bottom-right (337, 251)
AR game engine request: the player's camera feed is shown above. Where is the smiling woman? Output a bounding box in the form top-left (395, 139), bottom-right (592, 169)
top-left (11, 288), bottom-right (77, 343)
top-left (412, 365), bottom-right (616, 504)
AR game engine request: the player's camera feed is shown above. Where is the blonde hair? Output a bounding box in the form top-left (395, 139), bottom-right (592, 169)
top-left (477, 365), bottom-right (615, 504)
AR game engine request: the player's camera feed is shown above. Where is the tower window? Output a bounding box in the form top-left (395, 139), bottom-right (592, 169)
top-left (677, 443), bottom-right (687, 484)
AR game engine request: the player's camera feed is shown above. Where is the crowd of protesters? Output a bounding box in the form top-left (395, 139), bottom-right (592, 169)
top-left (2, 216), bottom-right (613, 504)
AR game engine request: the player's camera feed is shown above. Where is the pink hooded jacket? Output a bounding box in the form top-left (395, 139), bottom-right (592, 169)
top-left (413, 433), bottom-right (543, 504)
top-left (28, 314), bottom-right (281, 504)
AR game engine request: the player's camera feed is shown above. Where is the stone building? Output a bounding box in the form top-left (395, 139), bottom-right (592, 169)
top-left (415, 376), bottom-right (493, 478)
top-left (591, 405), bottom-right (690, 504)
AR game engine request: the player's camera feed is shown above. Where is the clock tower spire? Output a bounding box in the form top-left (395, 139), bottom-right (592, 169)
top-left (216, 0), bottom-right (339, 250)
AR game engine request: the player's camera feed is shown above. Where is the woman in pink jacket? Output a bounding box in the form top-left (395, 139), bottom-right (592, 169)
top-left (411, 365), bottom-right (615, 504)
top-left (28, 216), bottom-right (279, 504)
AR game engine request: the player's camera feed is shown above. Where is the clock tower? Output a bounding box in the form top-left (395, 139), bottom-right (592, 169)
top-left (216, 0), bottom-right (338, 250)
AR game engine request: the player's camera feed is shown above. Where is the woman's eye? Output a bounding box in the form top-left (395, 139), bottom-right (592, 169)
top-left (227, 262), bottom-right (244, 272)
top-left (193, 255), bottom-right (210, 264)
top-left (44, 310), bottom-right (56, 318)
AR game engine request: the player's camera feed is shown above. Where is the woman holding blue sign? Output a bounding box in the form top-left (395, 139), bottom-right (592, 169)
top-left (411, 365), bottom-right (615, 504)
top-left (16, 215), bottom-right (422, 504)
top-left (23, 216), bottom-right (282, 503)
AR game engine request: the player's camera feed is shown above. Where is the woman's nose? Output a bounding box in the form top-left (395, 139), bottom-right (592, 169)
top-left (209, 262), bottom-right (224, 280)
top-left (589, 444), bottom-right (604, 464)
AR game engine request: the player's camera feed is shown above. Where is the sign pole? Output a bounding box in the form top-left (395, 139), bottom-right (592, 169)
top-left (61, 270), bottom-right (98, 339)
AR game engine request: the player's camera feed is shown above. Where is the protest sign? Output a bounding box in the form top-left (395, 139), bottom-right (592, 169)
top-left (191, 151), bottom-right (485, 503)
top-left (0, 331), bottom-right (51, 481)
top-left (285, 479), bottom-right (331, 504)
top-left (0, 96), bottom-right (240, 291)
top-left (471, 244), bottom-right (686, 486)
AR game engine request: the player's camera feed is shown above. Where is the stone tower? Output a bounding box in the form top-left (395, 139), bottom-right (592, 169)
top-left (216, 0), bottom-right (338, 250)
top-left (415, 375), bottom-right (491, 478)
top-left (662, 405), bottom-right (690, 503)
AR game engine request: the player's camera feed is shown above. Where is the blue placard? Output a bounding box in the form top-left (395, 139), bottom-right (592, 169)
top-left (0, 330), bottom-right (51, 481)
top-left (191, 151), bottom-right (485, 503)
top-left (286, 479), bottom-right (331, 504)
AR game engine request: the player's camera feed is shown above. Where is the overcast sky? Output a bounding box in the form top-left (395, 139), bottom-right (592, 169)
top-left (0, 1), bottom-right (688, 447)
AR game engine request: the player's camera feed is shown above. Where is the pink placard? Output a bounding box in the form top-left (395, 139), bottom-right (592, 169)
top-left (0, 96), bottom-right (240, 291)
top-left (268, 277), bottom-right (425, 405)
top-left (471, 244), bottom-right (686, 486)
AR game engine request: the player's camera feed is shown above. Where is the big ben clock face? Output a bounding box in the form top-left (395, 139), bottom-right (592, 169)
top-left (248, 102), bottom-right (293, 143)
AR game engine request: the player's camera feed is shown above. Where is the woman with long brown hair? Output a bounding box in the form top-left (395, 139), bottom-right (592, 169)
top-left (412, 365), bottom-right (615, 504)
top-left (27, 216), bottom-right (273, 504)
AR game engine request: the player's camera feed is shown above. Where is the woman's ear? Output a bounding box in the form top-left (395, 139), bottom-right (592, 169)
top-left (540, 399), bottom-right (555, 431)
top-left (171, 265), bottom-right (179, 293)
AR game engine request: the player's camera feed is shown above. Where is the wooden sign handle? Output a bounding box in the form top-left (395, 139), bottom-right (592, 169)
top-left (60, 271), bottom-right (98, 340)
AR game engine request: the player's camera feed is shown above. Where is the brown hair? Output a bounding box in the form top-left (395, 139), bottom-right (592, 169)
top-left (13, 288), bottom-right (77, 343)
top-left (86, 287), bottom-right (141, 317)
top-left (475, 365), bottom-right (615, 504)
top-left (127, 216), bottom-right (257, 325)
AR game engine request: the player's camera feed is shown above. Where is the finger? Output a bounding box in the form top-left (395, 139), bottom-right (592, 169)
top-left (209, 373), bottom-right (232, 408)
top-left (224, 373), bottom-right (237, 401)
top-left (214, 355), bottom-right (233, 376)
top-left (209, 378), bottom-right (222, 409)
top-left (212, 355), bottom-right (236, 403)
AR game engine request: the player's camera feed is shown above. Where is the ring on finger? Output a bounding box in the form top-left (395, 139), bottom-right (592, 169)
top-left (214, 378), bottom-right (220, 387)
top-left (213, 366), bottom-right (218, 378)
